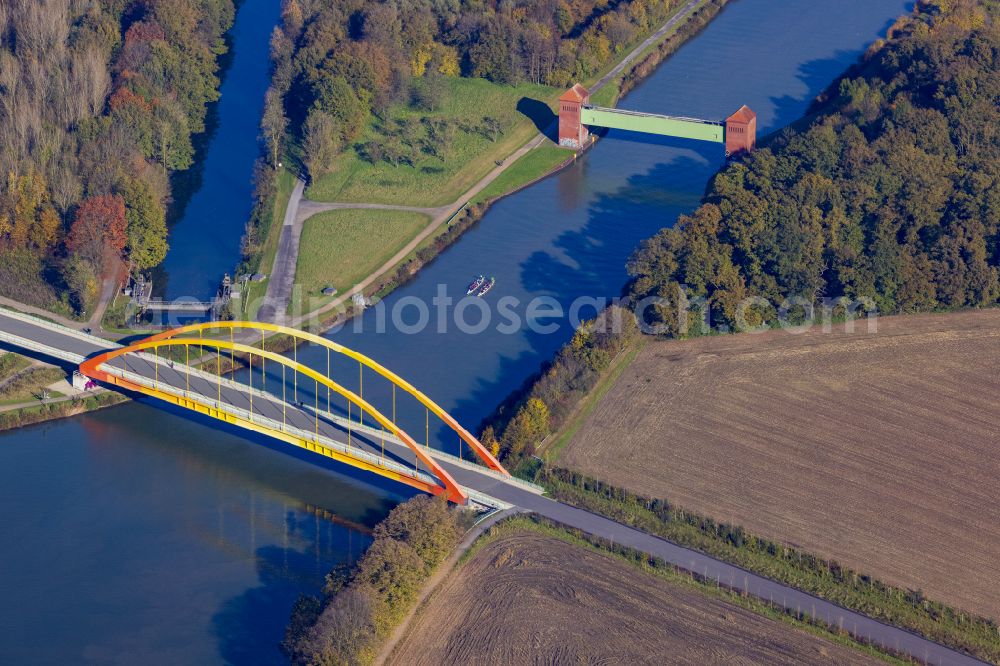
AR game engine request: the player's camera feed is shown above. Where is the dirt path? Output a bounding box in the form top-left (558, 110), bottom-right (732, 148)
top-left (590, 0), bottom-right (705, 94)
top-left (1, 277), bottom-right (115, 334)
top-left (88, 278), bottom-right (117, 330)
top-left (297, 200), bottom-right (448, 218)
top-left (0, 298), bottom-right (84, 330)
top-left (374, 508), bottom-right (519, 666)
top-left (289, 132), bottom-right (549, 328)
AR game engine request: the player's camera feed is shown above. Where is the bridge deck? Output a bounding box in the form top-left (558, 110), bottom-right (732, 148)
top-left (581, 105), bottom-right (724, 143)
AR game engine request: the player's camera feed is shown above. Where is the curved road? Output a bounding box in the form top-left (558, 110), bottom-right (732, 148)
top-left (0, 308), bottom-right (987, 666)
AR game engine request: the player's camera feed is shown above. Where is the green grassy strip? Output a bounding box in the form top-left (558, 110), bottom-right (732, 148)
top-left (470, 146), bottom-right (572, 207)
top-left (306, 78), bottom-right (558, 207)
top-left (289, 209), bottom-right (430, 315)
top-left (0, 367), bottom-right (67, 404)
top-left (0, 353), bottom-right (32, 384)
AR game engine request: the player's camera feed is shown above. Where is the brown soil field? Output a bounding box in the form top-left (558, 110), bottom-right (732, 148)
top-left (558, 309), bottom-right (1000, 619)
top-left (386, 531), bottom-right (882, 665)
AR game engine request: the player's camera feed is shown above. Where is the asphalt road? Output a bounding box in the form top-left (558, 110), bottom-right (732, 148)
top-left (257, 178), bottom-right (305, 322)
top-left (0, 308), bottom-right (986, 666)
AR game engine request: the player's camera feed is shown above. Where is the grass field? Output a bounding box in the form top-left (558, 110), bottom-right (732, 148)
top-left (306, 78), bottom-right (559, 207)
top-left (387, 525), bottom-right (885, 665)
top-left (292, 209), bottom-right (430, 312)
top-left (470, 145), bottom-right (571, 206)
top-left (0, 365), bottom-right (66, 405)
top-left (0, 353), bottom-right (31, 384)
top-left (557, 309), bottom-right (1000, 620)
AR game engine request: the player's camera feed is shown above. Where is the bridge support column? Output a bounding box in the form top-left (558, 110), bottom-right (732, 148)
top-left (725, 105), bottom-right (757, 156)
top-left (558, 83), bottom-right (591, 149)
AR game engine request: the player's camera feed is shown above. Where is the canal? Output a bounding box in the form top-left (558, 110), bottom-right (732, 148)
top-left (0, 0), bottom-right (909, 662)
top-left (157, 0), bottom-right (279, 300)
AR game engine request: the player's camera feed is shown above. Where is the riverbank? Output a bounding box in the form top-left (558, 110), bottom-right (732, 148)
top-left (0, 389), bottom-right (128, 433)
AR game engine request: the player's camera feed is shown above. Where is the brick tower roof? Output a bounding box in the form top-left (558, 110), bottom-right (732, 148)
top-left (727, 105), bottom-right (756, 124)
top-left (559, 83), bottom-right (590, 103)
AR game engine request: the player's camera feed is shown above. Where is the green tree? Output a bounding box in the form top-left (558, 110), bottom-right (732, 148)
top-left (302, 110), bottom-right (341, 181)
top-left (122, 178), bottom-right (168, 273)
top-left (372, 495), bottom-right (460, 569)
top-left (313, 76), bottom-right (368, 143)
top-left (62, 254), bottom-right (99, 315)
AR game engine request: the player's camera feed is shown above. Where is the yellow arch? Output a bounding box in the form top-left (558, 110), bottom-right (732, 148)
top-left (79, 337), bottom-right (468, 504)
top-left (141, 321), bottom-right (508, 476)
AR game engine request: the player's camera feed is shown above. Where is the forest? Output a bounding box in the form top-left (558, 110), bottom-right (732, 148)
top-left (627, 0), bottom-right (1000, 335)
top-left (0, 0), bottom-right (234, 316)
top-left (263, 0), bottom-right (686, 182)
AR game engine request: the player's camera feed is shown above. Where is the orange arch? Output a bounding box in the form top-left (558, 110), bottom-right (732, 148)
top-left (137, 321), bottom-right (508, 475)
top-left (79, 337), bottom-right (468, 503)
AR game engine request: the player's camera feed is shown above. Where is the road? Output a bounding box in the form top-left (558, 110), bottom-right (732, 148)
top-left (0, 308), bottom-right (985, 666)
top-left (589, 0), bottom-right (705, 94)
top-left (260, 132), bottom-right (549, 327)
top-left (257, 178), bottom-right (305, 322)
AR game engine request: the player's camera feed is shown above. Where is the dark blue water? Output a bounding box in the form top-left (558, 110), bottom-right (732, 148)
top-left (158, 0), bottom-right (279, 300)
top-left (0, 403), bottom-right (406, 664)
top-left (300, 0), bottom-right (911, 455)
top-left (0, 0), bottom-right (911, 662)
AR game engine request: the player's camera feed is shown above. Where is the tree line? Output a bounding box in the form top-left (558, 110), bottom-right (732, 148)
top-left (480, 306), bottom-right (639, 468)
top-left (628, 0), bottom-right (1000, 335)
top-left (260, 0), bottom-right (688, 182)
top-left (0, 0), bottom-right (234, 315)
top-left (283, 495), bottom-right (463, 665)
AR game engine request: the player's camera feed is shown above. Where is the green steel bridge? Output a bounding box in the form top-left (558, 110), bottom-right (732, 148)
top-left (558, 83), bottom-right (755, 155)
top-left (581, 105), bottom-right (725, 143)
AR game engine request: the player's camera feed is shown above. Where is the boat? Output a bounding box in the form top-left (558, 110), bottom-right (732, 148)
top-left (466, 275), bottom-right (485, 295)
top-left (477, 277), bottom-right (496, 297)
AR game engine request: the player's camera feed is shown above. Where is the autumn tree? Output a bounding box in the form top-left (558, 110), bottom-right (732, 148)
top-left (68, 194), bottom-right (127, 275)
top-left (62, 254), bottom-right (99, 315)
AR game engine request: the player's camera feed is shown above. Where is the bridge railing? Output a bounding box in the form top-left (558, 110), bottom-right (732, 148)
top-left (108, 362), bottom-right (446, 488)
top-left (0, 307), bottom-right (121, 350)
top-left (582, 104), bottom-right (724, 126)
top-left (108, 362), bottom-right (511, 509)
top-left (116, 348), bottom-right (546, 496)
top-left (0, 329), bottom-right (87, 365)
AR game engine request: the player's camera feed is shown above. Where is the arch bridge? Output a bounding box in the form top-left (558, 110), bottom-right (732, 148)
top-left (78, 322), bottom-right (511, 505)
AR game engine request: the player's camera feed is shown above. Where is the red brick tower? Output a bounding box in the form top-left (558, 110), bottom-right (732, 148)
top-left (725, 105), bottom-right (757, 156)
top-left (558, 83), bottom-right (591, 149)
